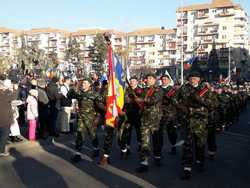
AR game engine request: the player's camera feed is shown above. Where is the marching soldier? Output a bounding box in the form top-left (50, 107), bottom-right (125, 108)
top-left (120, 76), bottom-right (143, 158)
top-left (173, 71), bottom-right (213, 180)
top-left (69, 77), bottom-right (105, 162)
top-left (136, 73), bottom-right (163, 173)
top-left (216, 87), bottom-right (228, 132)
top-left (207, 85), bottom-right (219, 160)
top-left (158, 74), bottom-right (178, 156)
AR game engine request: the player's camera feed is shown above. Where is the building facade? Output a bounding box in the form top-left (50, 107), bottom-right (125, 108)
top-left (0, 28), bottom-right (21, 58)
top-left (71, 29), bottom-right (125, 64)
top-left (0, 0), bottom-right (249, 74)
top-left (176, 0), bottom-right (249, 67)
top-left (23, 28), bottom-right (69, 61)
top-left (128, 27), bottom-right (176, 69)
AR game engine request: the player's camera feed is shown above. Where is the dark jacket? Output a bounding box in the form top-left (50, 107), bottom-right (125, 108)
top-left (0, 89), bottom-right (17, 127)
top-left (46, 82), bottom-right (60, 106)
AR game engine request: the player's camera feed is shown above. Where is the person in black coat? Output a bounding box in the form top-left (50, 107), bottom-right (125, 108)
top-left (46, 77), bottom-right (60, 137)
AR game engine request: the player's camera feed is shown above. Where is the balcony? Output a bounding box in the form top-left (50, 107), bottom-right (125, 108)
top-left (197, 48), bottom-right (206, 53)
top-left (233, 38), bottom-right (245, 44)
top-left (0, 44), bottom-right (10, 47)
top-left (134, 40), bottom-right (154, 44)
top-left (177, 41), bottom-right (187, 46)
top-left (177, 32), bottom-right (187, 38)
top-left (177, 14), bottom-right (188, 20)
top-left (196, 14), bottom-right (209, 19)
top-left (203, 38), bottom-right (213, 43)
top-left (129, 56), bottom-right (145, 61)
top-left (234, 16), bottom-right (247, 21)
top-left (196, 30), bottom-right (218, 36)
top-left (28, 38), bottom-right (40, 42)
top-left (203, 22), bottom-right (219, 27)
top-left (215, 12), bottom-right (235, 17)
top-left (49, 38), bottom-right (57, 42)
top-left (234, 23), bottom-right (245, 28)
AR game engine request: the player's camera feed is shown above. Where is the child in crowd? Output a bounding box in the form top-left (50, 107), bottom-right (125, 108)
top-left (26, 89), bottom-right (38, 141)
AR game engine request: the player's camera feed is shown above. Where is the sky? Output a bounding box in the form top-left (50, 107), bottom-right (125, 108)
top-left (0, 0), bottom-right (249, 32)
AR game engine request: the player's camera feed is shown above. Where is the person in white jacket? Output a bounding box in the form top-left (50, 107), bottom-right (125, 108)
top-left (57, 77), bottom-right (72, 133)
top-left (26, 89), bottom-right (38, 141)
top-left (10, 98), bottom-right (24, 142)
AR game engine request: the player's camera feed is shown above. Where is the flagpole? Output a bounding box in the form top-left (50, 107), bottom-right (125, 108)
top-left (180, 0), bottom-right (184, 85)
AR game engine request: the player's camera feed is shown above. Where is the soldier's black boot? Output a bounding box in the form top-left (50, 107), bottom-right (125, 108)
top-left (137, 144), bottom-right (141, 153)
top-left (169, 146), bottom-right (177, 155)
top-left (154, 156), bottom-right (163, 167)
top-left (92, 148), bottom-right (100, 158)
top-left (208, 151), bottom-right (216, 161)
top-left (195, 161), bottom-right (205, 172)
top-left (127, 147), bottom-right (131, 155)
top-left (136, 164), bottom-right (148, 173)
top-left (180, 168), bottom-right (192, 180)
top-left (71, 153), bottom-right (82, 163)
top-left (136, 161), bottom-right (149, 173)
top-left (120, 150), bottom-right (128, 160)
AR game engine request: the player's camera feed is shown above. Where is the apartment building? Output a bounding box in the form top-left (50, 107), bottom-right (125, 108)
top-left (0, 27), bottom-right (21, 58)
top-left (176, 0), bottom-right (249, 66)
top-left (71, 28), bottom-right (125, 64)
top-left (1, 0), bottom-right (249, 73)
top-left (23, 28), bottom-right (69, 61)
top-left (128, 27), bottom-right (176, 69)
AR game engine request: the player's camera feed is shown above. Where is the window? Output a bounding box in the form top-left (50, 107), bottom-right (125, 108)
top-left (222, 8), bottom-right (228, 13)
top-left (222, 35), bottom-right (227, 39)
top-left (148, 35), bottom-right (155, 41)
top-left (170, 50), bottom-right (175, 55)
top-left (138, 36), bottom-right (144, 42)
top-left (223, 26), bottom-right (227, 30)
top-left (201, 44), bottom-right (208, 49)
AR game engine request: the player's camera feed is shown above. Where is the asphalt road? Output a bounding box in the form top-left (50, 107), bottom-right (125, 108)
top-left (1, 105), bottom-right (250, 188)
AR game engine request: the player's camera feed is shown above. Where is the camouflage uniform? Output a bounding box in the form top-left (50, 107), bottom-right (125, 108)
top-left (174, 82), bottom-right (213, 169)
top-left (207, 90), bottom-right (219, 157)
top-left (140, 85), bottom-right (162, 162)
top-left (157, 85), bottom-right (178, 156)
top-left (69, 88), bottom-right (103, 152)
top-left (217, 91), bottom-right (230, 130)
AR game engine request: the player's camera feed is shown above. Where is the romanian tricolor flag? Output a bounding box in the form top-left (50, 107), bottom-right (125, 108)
top-left (105, 45), bottom-right (125, 127)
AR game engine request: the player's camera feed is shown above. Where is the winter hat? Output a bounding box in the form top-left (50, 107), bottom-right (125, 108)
top-left (3, 79), bottom-right (12, 88)
top-left (29, 89), bottom-right (38, 98)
